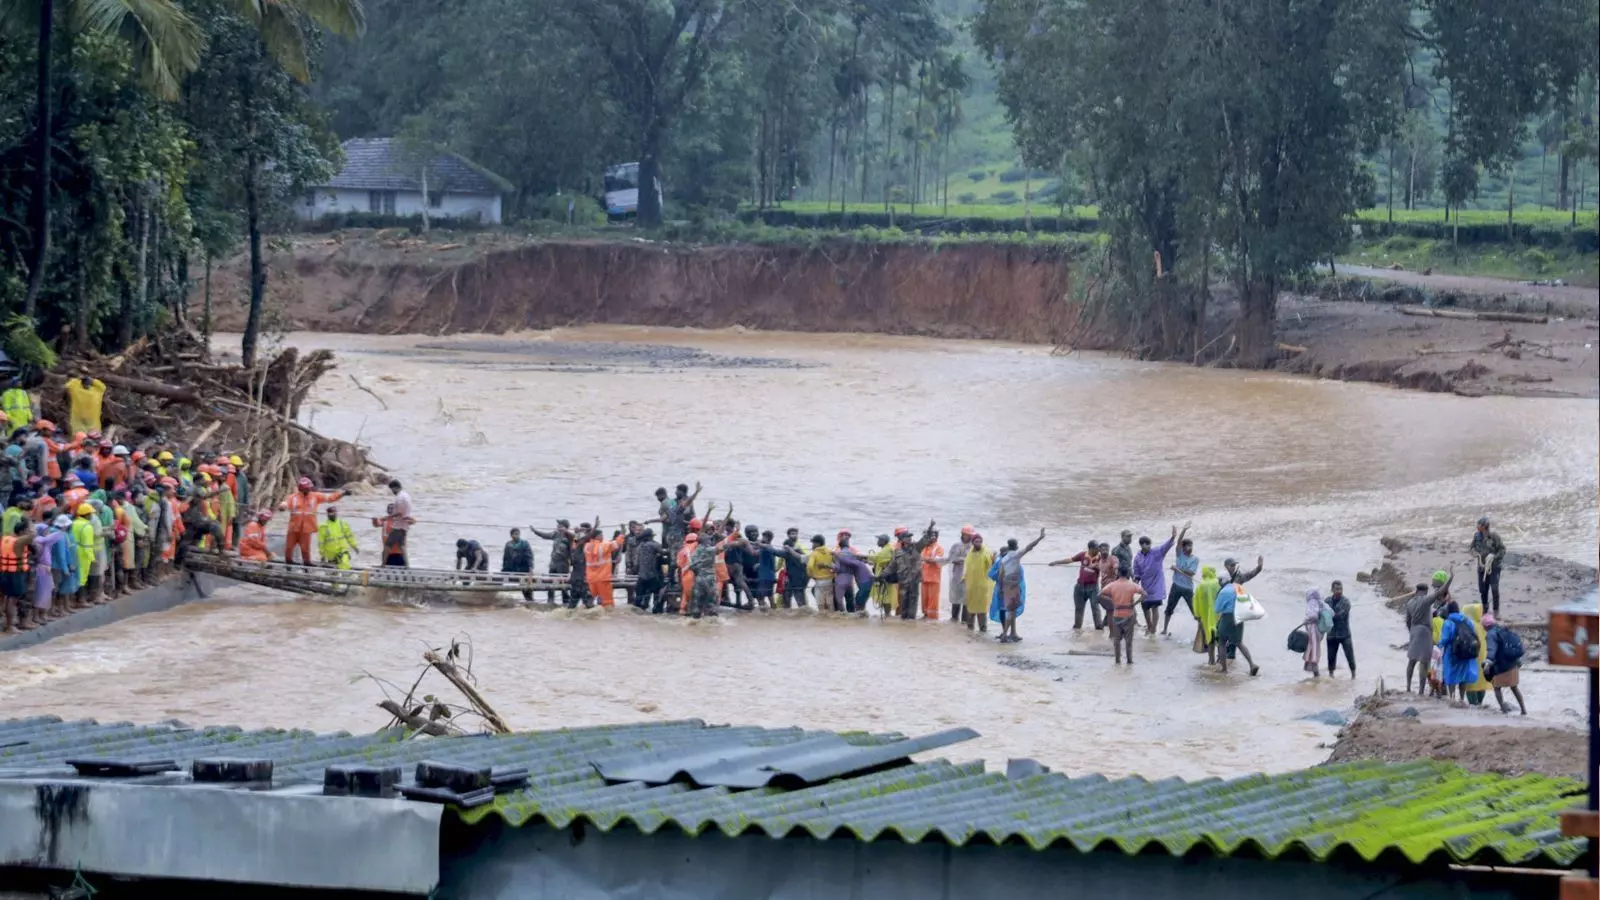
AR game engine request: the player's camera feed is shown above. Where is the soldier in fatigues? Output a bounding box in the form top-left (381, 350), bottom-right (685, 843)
top-left (893, 521), bottom-right (938, 620)
top-left (688, 533), bottom-right (724, 618)
top-left (531, 520), bottom-right (574, 604)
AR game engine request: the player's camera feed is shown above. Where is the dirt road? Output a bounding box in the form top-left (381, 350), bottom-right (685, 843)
top-left (1331, 263), bottom-right (1599, 314)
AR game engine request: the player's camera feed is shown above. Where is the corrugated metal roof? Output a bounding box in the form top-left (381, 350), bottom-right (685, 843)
top-left (593, 726), bottom-right (979, 789)
top-left (0, 717), bottom-right (1586, 870)
top-left (324, 138), bottom-right (510, 194)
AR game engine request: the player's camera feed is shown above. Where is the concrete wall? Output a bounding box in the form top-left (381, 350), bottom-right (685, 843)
top-left (0, 573), bottom-right (217, 654)
top-left (297, 189), bottom-right (501, 224)
top-left (436, 820), bottom-right (1549, 900)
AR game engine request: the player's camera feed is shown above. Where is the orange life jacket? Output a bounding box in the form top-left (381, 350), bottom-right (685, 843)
top-left (0, 535), bottom-right (28, 573)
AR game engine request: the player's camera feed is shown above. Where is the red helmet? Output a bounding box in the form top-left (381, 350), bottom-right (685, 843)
top-left (688, 518), bottom-right (702, 531)
top-left (297, 477), bottom-right (313, 490)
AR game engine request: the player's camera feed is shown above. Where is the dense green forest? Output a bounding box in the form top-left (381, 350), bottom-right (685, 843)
top-left (1, 0), bottom-right (1596, 366)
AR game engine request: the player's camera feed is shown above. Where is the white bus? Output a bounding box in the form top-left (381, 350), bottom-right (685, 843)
top-left (602, 162), bottom-right (662, 220)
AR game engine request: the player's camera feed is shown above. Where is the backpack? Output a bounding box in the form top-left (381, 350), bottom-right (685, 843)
top-left (1450, 618), bottom-right (1480, 660)
top-left (1494, 628), bottom-right (1525, 669)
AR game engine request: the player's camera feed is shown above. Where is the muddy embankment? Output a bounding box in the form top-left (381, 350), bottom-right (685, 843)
top-left (204, 236), bottom-right (1087, 344)
top-left (202, 234), bottom-right (1598, 397)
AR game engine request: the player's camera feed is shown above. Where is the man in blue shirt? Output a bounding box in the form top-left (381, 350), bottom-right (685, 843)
top-left (1213, 580), bottom-right (1260, 676)
top-left (1162, 535), bottom-right (1200, 636)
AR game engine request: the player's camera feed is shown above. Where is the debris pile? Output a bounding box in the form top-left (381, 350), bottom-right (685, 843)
top-left (37, 328), bottom-right (383, 506)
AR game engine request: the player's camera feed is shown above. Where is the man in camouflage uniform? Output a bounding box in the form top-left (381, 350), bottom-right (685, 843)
top-left (688, 532), bottom-right (723, 618)
top-left (531, 520), bottom-right (574, 604)
top-left (893, 521), bottom-right (938, 620)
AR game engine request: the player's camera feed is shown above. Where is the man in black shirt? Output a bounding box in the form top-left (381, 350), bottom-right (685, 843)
top-left (455, 538), bottom-right (489, 572)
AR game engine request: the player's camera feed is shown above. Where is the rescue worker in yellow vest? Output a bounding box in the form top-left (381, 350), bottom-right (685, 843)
top-left (71, 504), bottom-right (99, 609)
top-left (317, 505), bottom-right (358, 569)
top-left (1, 380), bottom-right (32, 434)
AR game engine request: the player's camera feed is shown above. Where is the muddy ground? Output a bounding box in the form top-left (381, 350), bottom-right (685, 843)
top-left (1359, 535), bottom-right (1597, 630)
top-left (1326, 692), bottom-right (1588, 779)
top-left (1274, 294), bottom-right (1599, 399)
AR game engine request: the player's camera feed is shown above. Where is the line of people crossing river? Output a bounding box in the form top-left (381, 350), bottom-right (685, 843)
top-left (441, 483), bottom-right (1290, 673)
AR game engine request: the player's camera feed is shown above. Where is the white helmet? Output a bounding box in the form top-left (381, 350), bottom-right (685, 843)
top-left (112, 444), bottom-right (130, 457)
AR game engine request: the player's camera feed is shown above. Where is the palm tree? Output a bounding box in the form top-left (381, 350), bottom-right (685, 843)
top-left (2, 0), bottom-right (204, 318)
top-left (232, 0), bottom-right (365, 368)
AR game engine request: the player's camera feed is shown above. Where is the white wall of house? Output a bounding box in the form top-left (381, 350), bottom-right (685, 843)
top-left (297, 188), bottom-right (502, 224)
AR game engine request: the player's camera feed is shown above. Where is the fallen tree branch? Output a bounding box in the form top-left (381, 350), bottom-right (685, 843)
top-left (1398, 305), bottom-right (1548, 324)
top-left (425, 650), bottom-right (511, 734)
top-left (377, 700), bottom-right (452, 737)
top-left (349, 374), bottom-right (389, 410)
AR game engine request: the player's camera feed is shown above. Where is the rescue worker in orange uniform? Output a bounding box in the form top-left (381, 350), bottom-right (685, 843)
top-left (279, 477), bottom-right (344, 566)
top-left (920, 529), bottom-right (947, 620)
top-left (583, 527), bottom-right (626, 607)
top-left (677, 533), bottom-right (698, 614)
top-left (239, 510), bottom-right (273, 561)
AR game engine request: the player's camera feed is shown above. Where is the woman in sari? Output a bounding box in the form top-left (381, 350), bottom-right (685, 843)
top-left (1302, 588), bottom-right (1331, 676)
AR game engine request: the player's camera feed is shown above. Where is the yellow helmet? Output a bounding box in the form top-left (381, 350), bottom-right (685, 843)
top-left (178, 457), bottom-right (191, 470)
top-left (157, 451), bottom-right (174, 462)
top-left (76, 503), bottom-right (95, 516)
top-left (229, 454), bottom-right (244, 466)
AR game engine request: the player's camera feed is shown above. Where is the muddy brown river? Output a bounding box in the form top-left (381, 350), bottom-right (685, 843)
top-left (3, 328), bottom-right (1595, 778)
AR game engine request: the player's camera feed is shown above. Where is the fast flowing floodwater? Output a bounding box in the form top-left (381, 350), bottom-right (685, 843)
top-left (3, 327), bottom-right (1595, 779)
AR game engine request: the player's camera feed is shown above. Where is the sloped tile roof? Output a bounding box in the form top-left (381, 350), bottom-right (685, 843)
top-left (0, 717), bottom-right (1585, 870)
top-left (323, 138), bottom-right (509, 194)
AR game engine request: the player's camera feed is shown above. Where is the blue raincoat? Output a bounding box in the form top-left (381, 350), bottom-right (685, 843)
top-left (1437, 612), bottom-right (1481, 686)
top-left (988, 551), bottom-right (1027, 622)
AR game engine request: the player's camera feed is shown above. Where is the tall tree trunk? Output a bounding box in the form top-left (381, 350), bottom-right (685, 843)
top-left (637, 124), bottom-right (664, 228)
top-left (73, 243), bottom-right (88, 351)
top-left (1386, 143), bottom-right (1395, 222)
top-left (23, 0), bottom-right (56, 319)
top-left (123, 195), bottom-right (148, 347)
top-left (1506, 165), bottom-right (1514, 243)
top-left (1539, 145), bottom-right (1547, 208)
top-left (420, 165), bottom-right (430, 234)
top-left (1407, 147), bottom-right (1416, 210)
top-left (1023, 166), bottom-right (1032, 233)
top-left (882, 77), bottom-right (895, 210)
top-left (858, 89), bottom-right (870, 204)
top-left (1557, 151), bottom-right (1569, 210)
top-left (1237, 276), bottom-right (1277, 368)
top-left (242, 150), bottom-right (265, 368)
top-left (203, 253), bottom-right (213, 344)
top-left (826, 113), bottom-right (838, 212)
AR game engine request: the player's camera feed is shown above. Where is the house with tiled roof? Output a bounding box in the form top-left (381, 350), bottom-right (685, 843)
top-left (298, 137), bottom-right (511, 225)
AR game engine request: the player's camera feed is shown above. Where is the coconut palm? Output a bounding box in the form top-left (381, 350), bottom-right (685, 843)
top-left (231, 0), bottom-right (365, 83)
top-left (2, 0), bottom-right (204, 316)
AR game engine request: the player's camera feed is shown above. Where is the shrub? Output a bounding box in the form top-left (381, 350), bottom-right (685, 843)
top-left (524, 193), bottom-right (606, 226)
top-left (967, 170), bottom-right (987, 182)
top-left (997, 168), bottom-right (1029, 183)
top-left (991, 190), bottom-right (1020, 204)
top-left (957, 192), bottom-right (978, 204)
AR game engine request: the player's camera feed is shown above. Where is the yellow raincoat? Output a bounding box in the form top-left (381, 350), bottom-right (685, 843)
top-left (964, 545), bottom-right (996, 617)
top-left (1192, 566), bottom-right (1221, 644)
top-left (1462, 603), bottom-right (1492, 695)
top-left (870, 543), bottom-right (896, 613)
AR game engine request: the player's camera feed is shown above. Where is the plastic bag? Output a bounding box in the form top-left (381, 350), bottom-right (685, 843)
top-left (1235, 593), bottom-right (1267, 622)
top-left (1287, 625), bottom-right (1309, 653)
